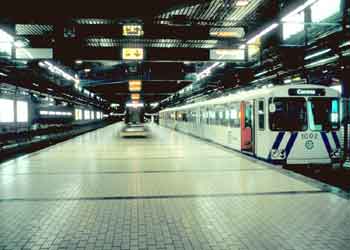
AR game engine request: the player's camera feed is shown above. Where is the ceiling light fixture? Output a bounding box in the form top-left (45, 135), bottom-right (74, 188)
top-left (236, 0), bottom-right (249, 7)
top-left (246, 23), bottom-right (279, 44)
top-left (305, 48), bottom-right (331, 60)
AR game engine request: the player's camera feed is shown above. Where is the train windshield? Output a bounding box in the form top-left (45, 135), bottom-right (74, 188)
top-left (308, 98), bottom-right (339, 131)
top-left (269, 98), bottom-right (307, 131)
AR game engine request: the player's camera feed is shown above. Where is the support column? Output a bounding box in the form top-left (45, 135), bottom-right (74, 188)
top-left (341, 0), bottom-right (350, 165)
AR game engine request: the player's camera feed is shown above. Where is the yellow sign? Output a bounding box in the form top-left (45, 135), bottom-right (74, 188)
top-left (210, 31), bottom-right (239, 38)
top-left (123, 25), bottom-right (143, 37)
top-left (131, 93), bottom-right (140, 100)
top-left (129, 80), bottom-right (142, 92)
top-left (122, 48), bottom-right (144, 60)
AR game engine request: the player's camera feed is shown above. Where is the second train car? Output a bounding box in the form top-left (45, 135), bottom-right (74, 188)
top-left (159, 84), bottom-right (341, 165)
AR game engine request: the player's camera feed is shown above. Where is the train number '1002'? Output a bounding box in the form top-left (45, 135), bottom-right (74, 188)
top-left (301, 133), bottom-right (318, 140)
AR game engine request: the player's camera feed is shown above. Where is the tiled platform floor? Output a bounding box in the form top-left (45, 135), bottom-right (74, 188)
top-left (0, 123), bottom-right (349, 250)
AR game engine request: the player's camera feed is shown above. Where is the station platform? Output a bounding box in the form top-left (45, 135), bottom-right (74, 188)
top-left (0, 123), bottom-right (349, 250)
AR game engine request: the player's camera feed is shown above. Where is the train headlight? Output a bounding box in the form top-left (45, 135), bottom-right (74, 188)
top-left (271, 149), bottom-right (286, 159)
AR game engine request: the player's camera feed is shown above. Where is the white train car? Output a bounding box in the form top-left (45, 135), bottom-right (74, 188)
top-left (159, 84), bottom-right (341, 165)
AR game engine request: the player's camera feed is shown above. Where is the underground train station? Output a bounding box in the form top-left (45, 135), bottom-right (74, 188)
top-left (1, 0), bottom-right (350, 249)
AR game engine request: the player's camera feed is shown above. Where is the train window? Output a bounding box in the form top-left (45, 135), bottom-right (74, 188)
top-left (258, 100), bottom-right (265, 130)
top-left (269, 98), bottom-right (307, 131)
top-left (219, 110), bottom-right (224, 126)
top-left (0, 98), bottom-right (14, 123)
top-left (229, 104), bottom-right (240, 128)
top-left (183, 112), bottom-right (188, 122)
top-left (75, 109), bottom-right (82, 120)
top-left (225, 110), bottom-right (230, 120)
top-left (84, 110), bottom-right (90, 120)
top-left (215, 109), bottom-right (220, 125)
top-left (308, 98), bottom-right (340, 131)
top-left (209, 109), bottom-right (215, 125)
top-left (245, 104), bottom-right (253, 128)
top-left (16, 100), bottom-right (28, 123)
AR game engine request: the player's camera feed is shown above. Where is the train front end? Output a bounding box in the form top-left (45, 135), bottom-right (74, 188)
top-left (268, 86), bottom-right (341, 165)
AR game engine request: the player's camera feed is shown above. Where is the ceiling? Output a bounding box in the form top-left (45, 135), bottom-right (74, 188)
top-left (1, 0), bottom-right (283, 111)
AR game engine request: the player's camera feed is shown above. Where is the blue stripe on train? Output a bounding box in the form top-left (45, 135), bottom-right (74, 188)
top-left (285, 132), bottom-right (298, 158)
top-left (321, 132), bottom-right (332, 156)
top-left (331, 131), bottom-right (341, 149)
top-left (268, 132), bottom-right (285, 160)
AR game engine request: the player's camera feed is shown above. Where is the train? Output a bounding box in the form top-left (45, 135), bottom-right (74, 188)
top-left (159, 84), bottom-right (341, 165)
top-left (0, 83), bottom-right (105, 135)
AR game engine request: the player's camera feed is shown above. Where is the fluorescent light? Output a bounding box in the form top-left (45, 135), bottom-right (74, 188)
top-left (305, 55), bottom-right (339, 68)
top-left (281, 0), bottom-right (318, 21)
top-left (0, 72), bottom-right (8, 77)
top-left (126, 102), bottom-right (144, 108)
top-left (255, 70), bottom-right (268, 77)
top-left (42, 61), bottom-right (79, 83)
top-left (340, 41), bottom-right (350, 48)
top-left (236, 0), bottom-right (249, 7)
top-left (84, 68), bottom-right (91, 73)
top-left (305, 48), bottom-right (331, 60)
top-left (0, 29), bottom-right (14, 42)
top-left (247, 23), bottom-right (279, 44)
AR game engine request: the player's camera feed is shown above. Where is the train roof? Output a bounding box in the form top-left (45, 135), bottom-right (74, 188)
top-left (160, 84), bottom-right (340, 113)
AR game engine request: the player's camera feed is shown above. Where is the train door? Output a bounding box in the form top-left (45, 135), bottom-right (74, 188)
top-left (255, 99), bottom-right (266, 157)
top-left (241, 101), bottom-right (255, 153)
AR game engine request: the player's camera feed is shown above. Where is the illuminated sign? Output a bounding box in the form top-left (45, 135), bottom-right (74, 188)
top-left (129, 80), bottom-right (142, 92)
top-left (122, 48), bottom-right (144, 60)
top-left (210, 31), bottom-right (240, 38)
top-left (210, 49), bottom-right (245, 61)
top-left (123, 25), bottom-right (143, 37)
top-left (131, 93), bottom-right (140, 100)
top-left (288, 89), bottom-right (325, 96)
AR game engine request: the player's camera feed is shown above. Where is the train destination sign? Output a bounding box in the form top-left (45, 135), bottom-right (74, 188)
top-left (288, 88), bottom-right (325, 96)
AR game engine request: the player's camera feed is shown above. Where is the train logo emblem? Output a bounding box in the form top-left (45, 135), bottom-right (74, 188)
top-left (305, 140), bottom-right (314, 150)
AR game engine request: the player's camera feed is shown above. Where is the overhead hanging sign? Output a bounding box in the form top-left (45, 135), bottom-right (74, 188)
top-left (129, 80), bottom-right (142, 92)
top-left (123, 25), bottom-right (143, 37)
top-left (122, 48), bottom-right (144, 60)
top-left (131, 93), bottom-right (141, 100)
top-left (210, 49), bottom-right (245, 61)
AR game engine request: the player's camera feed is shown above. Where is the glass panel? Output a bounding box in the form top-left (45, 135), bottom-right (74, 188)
top-left (245, 104), bottom-right (253, 128)
top-left (84, 110), bottom-right (90, 120)
top-left (16, 101), bottom-right (28, 122)
top-left (283, 11), bottom-right (305, 40)
top-left (269, 98), bottom-right (307, 131)
top-left (0, 98), bottom-right (14, 122)
top-left (308, 98), bottom-right (340, 131)
top-left (75, 109), bottom-right (82, 120)
top-left (258, 100), bottom-right (265, 130)
top-left (311, 0), bottom-right (341, 22)
top-left (229, 105), bottom-right (240, 128)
